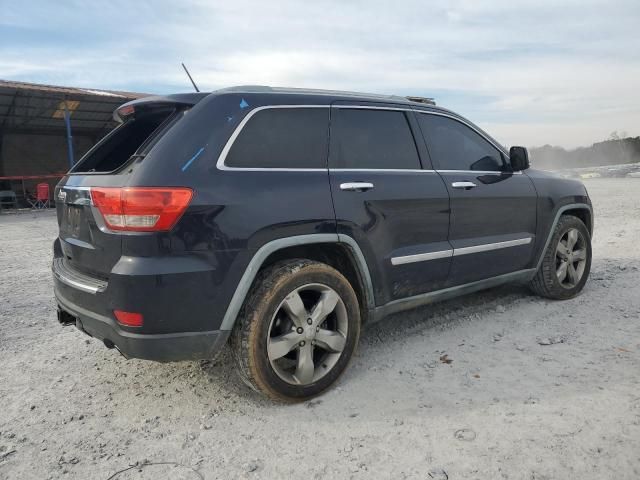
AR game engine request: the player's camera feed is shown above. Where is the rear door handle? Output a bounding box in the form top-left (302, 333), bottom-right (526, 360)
top-left (340, 182), bottom-right (374, 192)
top-left (451, 181), bottom-right (477, 190)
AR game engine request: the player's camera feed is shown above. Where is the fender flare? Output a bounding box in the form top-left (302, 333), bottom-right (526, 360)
top-left (534, 202), bottom-right (593, 271)
top-left (219, 233), bottom-right (375, 331)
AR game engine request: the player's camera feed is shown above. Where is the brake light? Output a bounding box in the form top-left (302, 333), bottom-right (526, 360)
top-left (117, 104), bottom-right (135, 117)
top-left (91, 187), bottom-right (193, 232)
top-left (114, 310), bottom-right (144, 327)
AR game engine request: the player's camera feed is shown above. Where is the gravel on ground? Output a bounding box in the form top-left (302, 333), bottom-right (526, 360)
top-left (1, 178), bottom-right (639, 479)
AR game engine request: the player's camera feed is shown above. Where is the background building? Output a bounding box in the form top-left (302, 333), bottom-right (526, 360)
top-left (0, 80), bottom-right (145, 206)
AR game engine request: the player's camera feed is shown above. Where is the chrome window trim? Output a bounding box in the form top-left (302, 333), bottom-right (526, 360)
top-left (390, 236), bottom-right (532, 266)
top-left (414, 110), bottom-right (509, 158)
top-left (217, 104), bottom-right (423, 172)
top-left (215, 103), bottom-right (515, 173)
top-left (216, 105), bottom-right (330, 171)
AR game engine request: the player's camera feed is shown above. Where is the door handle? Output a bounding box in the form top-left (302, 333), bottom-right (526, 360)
top-left (451, 181), bottom-right (477, 190)
top-left (340, 182), bottom-right (374, 192)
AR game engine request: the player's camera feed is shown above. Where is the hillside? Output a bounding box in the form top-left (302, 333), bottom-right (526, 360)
top-left (529, 136), bottom-right (640, 170)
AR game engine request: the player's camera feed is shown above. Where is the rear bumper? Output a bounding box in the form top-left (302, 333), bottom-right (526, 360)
top-left (51, 239), bottom-right (240, 362)
top-left (55, 285), bottom-right (228, 362)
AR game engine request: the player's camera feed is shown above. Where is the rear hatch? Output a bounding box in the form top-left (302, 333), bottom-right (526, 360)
top-left (55, 96), bottom-right (199, 279)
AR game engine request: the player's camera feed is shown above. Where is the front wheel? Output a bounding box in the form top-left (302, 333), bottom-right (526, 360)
top-left (530, 215), bottom-right (592, 299)
top-left (230, 259), bottom-right (361, 402)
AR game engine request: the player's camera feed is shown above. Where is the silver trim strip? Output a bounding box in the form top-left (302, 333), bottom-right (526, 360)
top-left (215, 103), bottom-right (513, 172)
top-left (391, 249), bottom-right (453, 266)
top-left (454, 237), bottom-right (532, 256)
top-left (390, 237), bottom-right (532, 266)
top-left (437, 169), bottom-right (523, 175)
top-left (333, 105), bottom-right (413, 112)
top-left (331, 168), bottom-right (436, 173)
top-left (216, 104), bottom-right (423, 172)
top-left (54, 273), bottom-right (100, 294)
top-left (52, 267), bottom-right (103, 294)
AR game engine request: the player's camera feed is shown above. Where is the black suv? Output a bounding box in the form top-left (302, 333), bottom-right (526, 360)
top-left (53, 86), bottom-right (593, 401)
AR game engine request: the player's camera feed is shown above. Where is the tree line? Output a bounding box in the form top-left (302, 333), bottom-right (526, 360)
top-left (529, 133), bottom-right (640, 170)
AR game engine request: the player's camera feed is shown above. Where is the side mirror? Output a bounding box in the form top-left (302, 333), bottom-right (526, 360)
top-left (509, 146), bottom-right (530, 171)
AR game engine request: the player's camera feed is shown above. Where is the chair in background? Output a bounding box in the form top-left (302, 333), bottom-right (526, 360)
top-left (32, 183), bottom-right (51, 209)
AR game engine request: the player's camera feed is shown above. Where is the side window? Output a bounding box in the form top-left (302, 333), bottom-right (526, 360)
top-left (330, 109), bottom-right (421, 169)
top-left (418, 114), bottom-right (506, 172)
top-left (225, 108), bottom-right (329, 168)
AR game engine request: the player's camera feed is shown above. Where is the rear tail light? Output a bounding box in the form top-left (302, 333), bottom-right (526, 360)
top-left (114, 310), bottom-right (144, 327)
top-left (91, 187), bottom-right (193, 232)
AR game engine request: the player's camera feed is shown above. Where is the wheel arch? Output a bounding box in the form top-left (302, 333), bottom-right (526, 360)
top-left (562, 207), bottom-right (593, 236)
top-left (534, 202), bottom-right (593, 271)
top-left (220, 234), bottom-right (375, 331)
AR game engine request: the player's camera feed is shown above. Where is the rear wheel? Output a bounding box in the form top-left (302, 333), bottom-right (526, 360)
top-left (230, 259), bottom-right (360, 402)
top-left (530, 215), bottom-right (592, 299)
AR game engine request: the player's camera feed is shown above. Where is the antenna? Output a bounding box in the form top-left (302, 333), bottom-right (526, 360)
top-left (181, 63), bottom-right (200, 92)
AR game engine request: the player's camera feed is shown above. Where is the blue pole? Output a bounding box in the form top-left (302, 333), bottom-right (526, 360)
top-left (63, 102), bottom-right (74, 168)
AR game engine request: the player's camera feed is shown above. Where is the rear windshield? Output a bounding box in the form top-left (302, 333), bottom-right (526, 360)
top-left (70, 107), bottom-right (181, 173)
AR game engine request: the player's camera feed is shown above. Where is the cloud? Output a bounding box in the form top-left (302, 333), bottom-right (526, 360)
top-left (1, 0), bottom-right (639, 148)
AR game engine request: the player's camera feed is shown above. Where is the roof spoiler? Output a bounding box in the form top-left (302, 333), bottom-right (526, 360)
top-left (113, 93), bottom-right (207, 122)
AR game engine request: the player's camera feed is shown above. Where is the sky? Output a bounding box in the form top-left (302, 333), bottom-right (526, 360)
top-left (1, 0), bottom-right (639, 149)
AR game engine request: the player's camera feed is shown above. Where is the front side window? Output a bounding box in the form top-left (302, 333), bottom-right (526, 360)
top-left (418, 114), bottom-right (506, 172)
top-left (225, 108), bottom-right (329, 168)
top-left (330, 109), bottom-right (421, 169)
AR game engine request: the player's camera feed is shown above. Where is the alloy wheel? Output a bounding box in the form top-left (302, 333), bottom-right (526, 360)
top-left (555, 228), bottom-right (587, 288)
top-left (267, 283), bottom-right (348, 385)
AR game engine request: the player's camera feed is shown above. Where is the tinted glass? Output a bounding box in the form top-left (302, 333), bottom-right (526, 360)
top-left (418, 114), bottom-right (505, 171)
top-left (71, 109), bottom-right (176, 173)
top-left (330, 109), bottom-right (421, 169)
top-left (226, 108), bottom-right (329, 168)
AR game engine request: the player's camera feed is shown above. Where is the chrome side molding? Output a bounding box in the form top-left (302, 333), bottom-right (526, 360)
top-left (453, 237), bottom-right (532, 256)
top-left (391, 249), bottom-right (453, 266)
top-left (391, 236), bottom-right (533, 266)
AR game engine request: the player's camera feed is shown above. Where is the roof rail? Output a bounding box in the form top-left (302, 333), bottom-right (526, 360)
top-left (406, 96), bottom-right (436, 106)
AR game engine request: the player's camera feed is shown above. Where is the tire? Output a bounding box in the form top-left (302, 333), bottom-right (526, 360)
top-left (530, 215), bottom-right (592, 300)
top-left (230, 259), bottom-right (361, 402)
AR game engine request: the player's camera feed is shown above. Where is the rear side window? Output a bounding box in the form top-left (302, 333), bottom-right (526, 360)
top-left (330, 109), bottom-right (421, 169)
top-left (418, 114), bottom-right (506, 172)
top-left (225, 108), bottom-right (329, 168)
